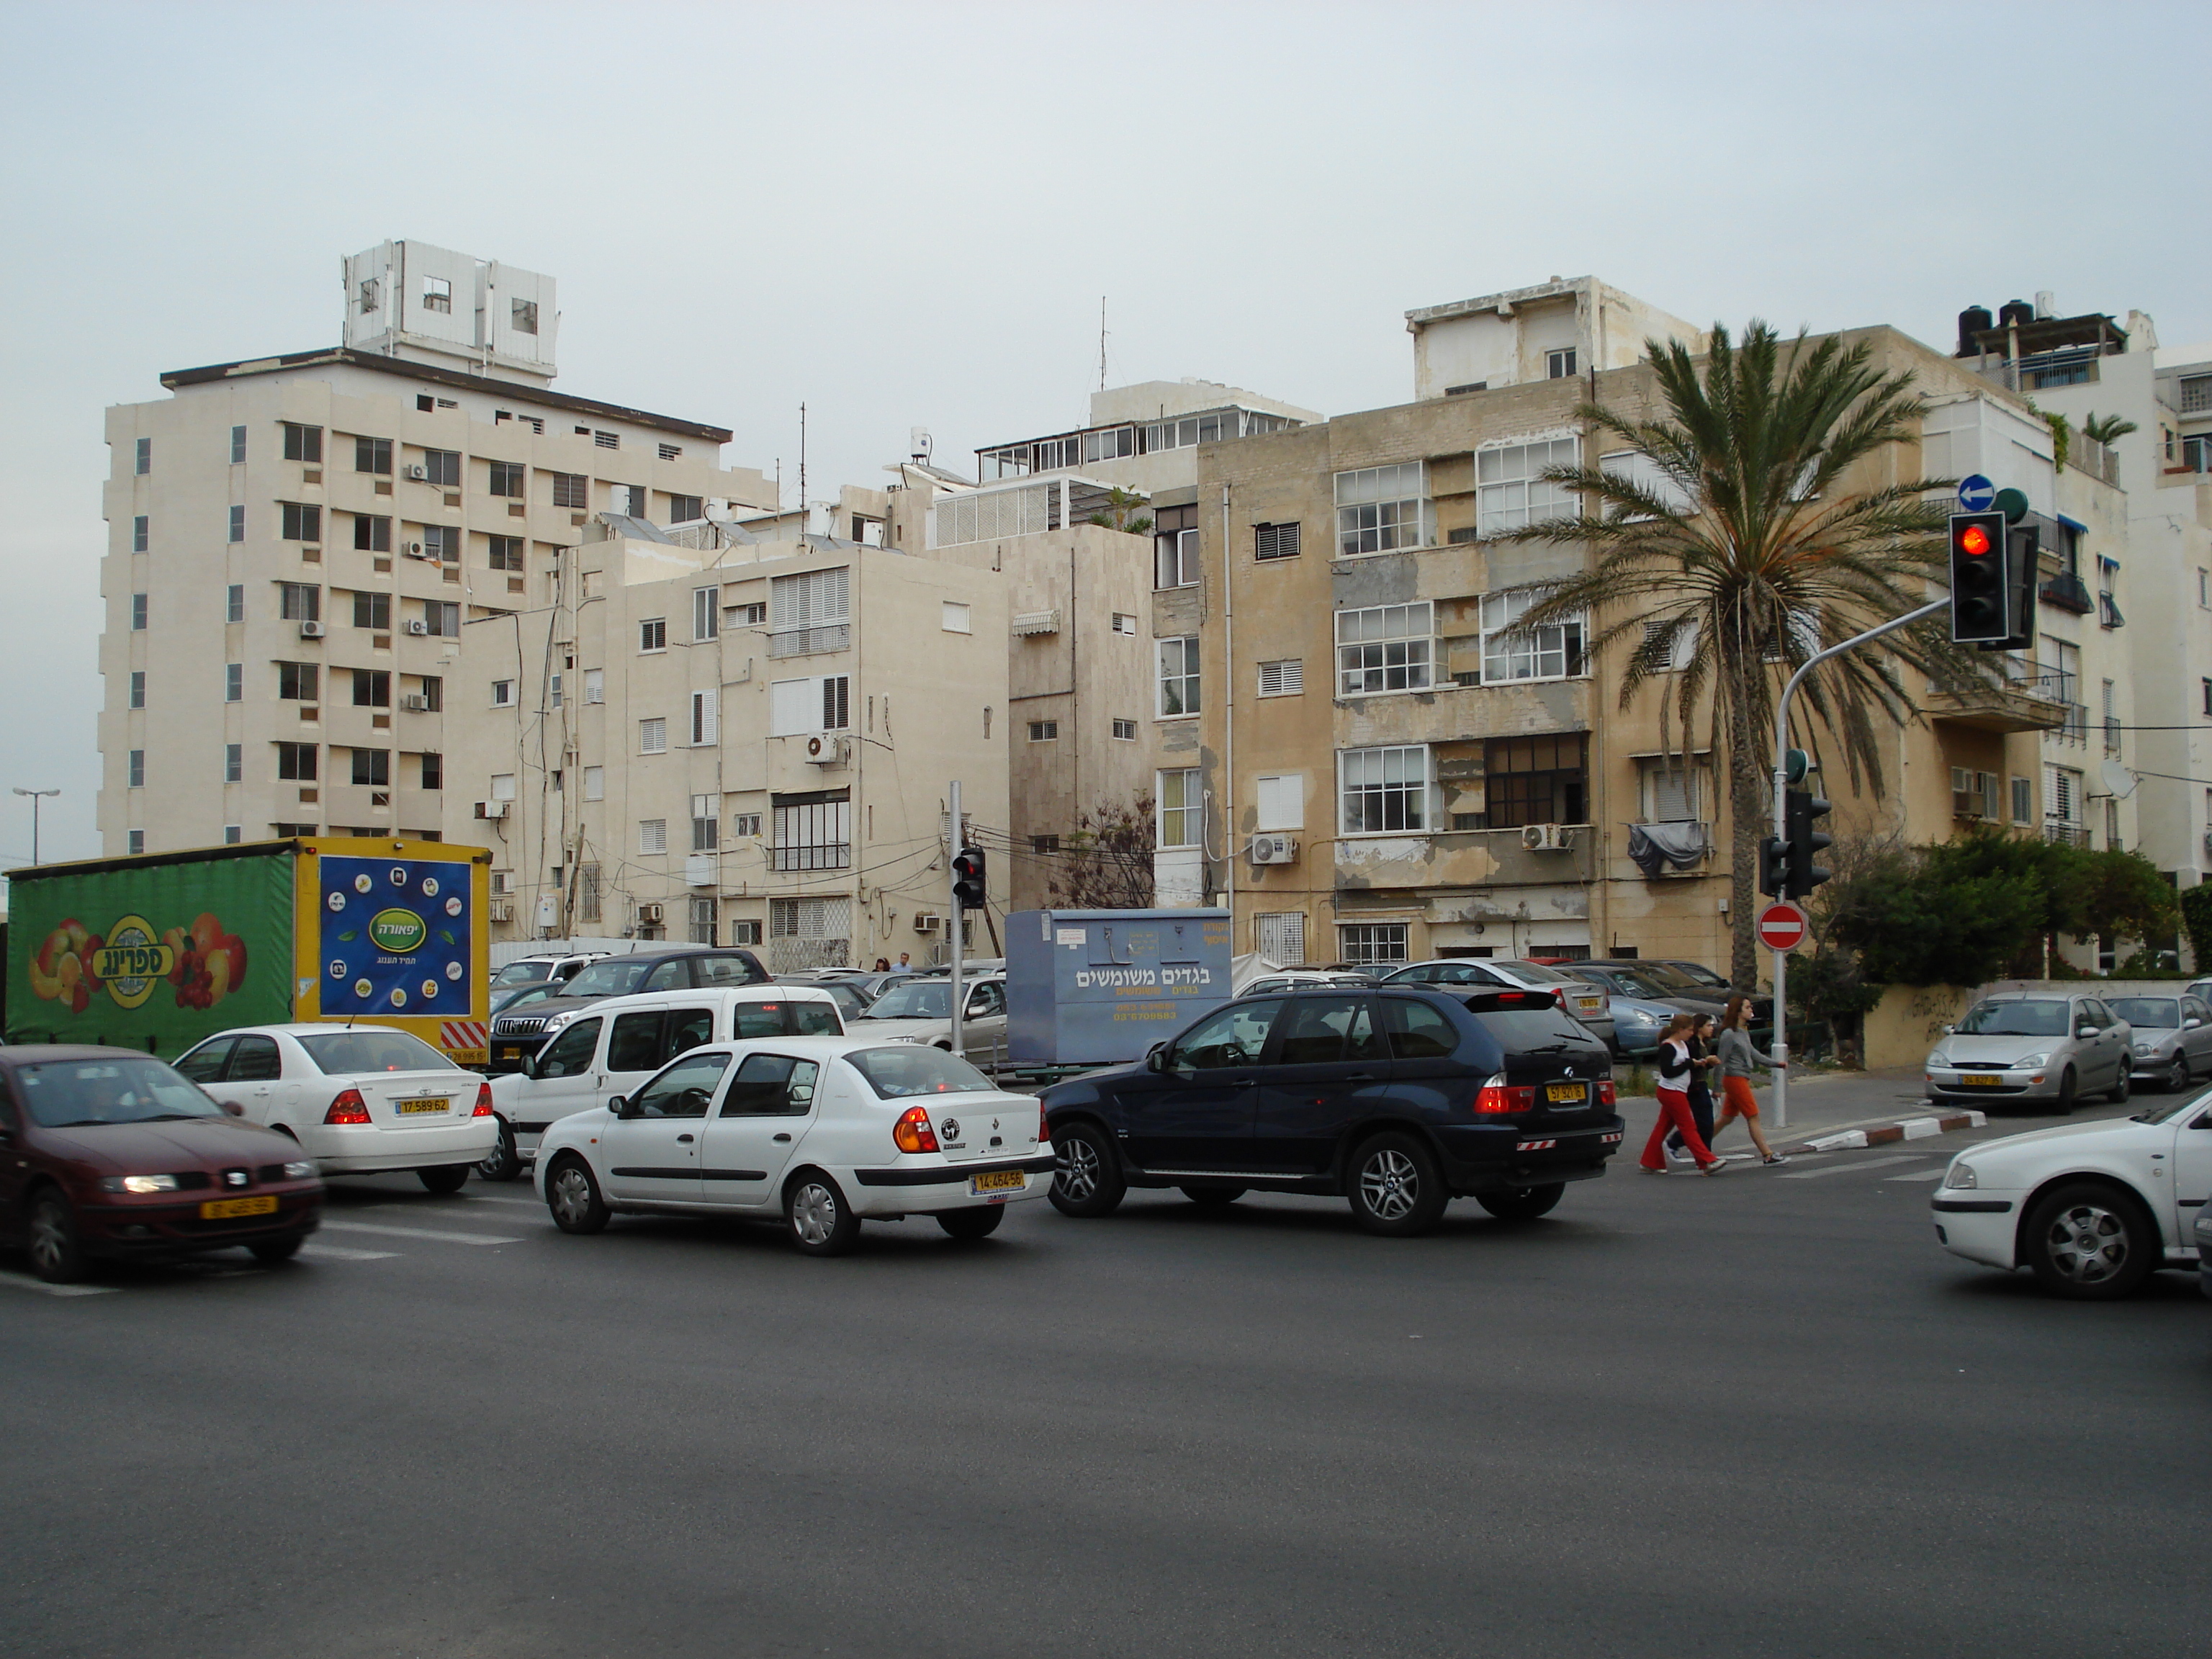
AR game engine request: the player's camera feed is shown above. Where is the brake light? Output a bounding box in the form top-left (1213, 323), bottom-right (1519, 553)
top-left (1473, 1074), bottom-right (1537, 1114)
top-left (1599, 1079), bottom-right (1617, 1106)
top-left (1038, 1102), bottom-right (1051, 1146)
top-left (1553, 989), bottom-right (1570, 1012)
top-left (324, 1088), bottom-right (371, 1125)
top-left (472, 1082), bottom-right (494, 1117)
top-left (893, 1105), bottom-right (940, 1154)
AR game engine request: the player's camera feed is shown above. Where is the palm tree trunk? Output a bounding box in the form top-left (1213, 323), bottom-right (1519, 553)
top-left (1726, 673), bottom-right (1766, 992)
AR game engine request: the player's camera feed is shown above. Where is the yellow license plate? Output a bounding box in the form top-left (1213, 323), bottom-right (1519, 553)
top-left (1545, 1082), bottom-right (1586, 1103)
top-left (200, 1195), bottom-right (278, 1220)
top-left (1575, 997), bottom-right (1602, 1012)
top-left (968, 1169), bottom-right (1026, 1195)
top-left (395, 1098), bottom-right (450, 1115)
top-left (1962, 1074), bottom-right (2002, 1087)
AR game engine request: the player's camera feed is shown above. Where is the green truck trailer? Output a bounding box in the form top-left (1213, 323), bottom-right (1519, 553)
top-left (6, 837), bottom-right (491, 1066)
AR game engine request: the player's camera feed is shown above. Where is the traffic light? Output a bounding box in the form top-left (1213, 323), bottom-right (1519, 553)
top-left (1759, 835), bottom-right (1791, 899)
top-left (951, 845), bottom-right (987, 909)
top-left (1783, 789), bottom-right (1833, 899)
top-left (1948, 511), bottom-right (2011, 644)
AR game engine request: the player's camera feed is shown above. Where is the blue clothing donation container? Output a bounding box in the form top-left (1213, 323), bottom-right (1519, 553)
top-left (1005, 908), bottom-right (1232, 1066)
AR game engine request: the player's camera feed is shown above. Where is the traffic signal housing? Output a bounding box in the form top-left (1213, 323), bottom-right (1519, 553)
top-left (950, 845), bottom-right (987, 909)
top-left (1758, 835), bottom-right (1791, 899)
top-left (1783, 789), bottom-right (1833, 899)
top-left (1948, 511), bottom-right (2011, 644)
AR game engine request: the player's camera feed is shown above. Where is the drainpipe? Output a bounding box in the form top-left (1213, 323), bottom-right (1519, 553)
top-left (1221, 482), bottom-right (1235, 922)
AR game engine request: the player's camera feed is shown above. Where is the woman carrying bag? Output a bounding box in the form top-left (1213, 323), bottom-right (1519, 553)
top-left (1640, 1012), bottom-right (1725, 1175)
top-left (1712, 994), bottom-right (1789, 1166)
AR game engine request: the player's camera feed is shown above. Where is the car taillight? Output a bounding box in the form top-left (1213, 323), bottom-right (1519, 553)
top-left (1599, 1079), bottom-right (1617, 1106)
top-left (324, 1088), bottom-right (371, 1125)
top-left (1038, 1102), bottom-right (1051, 1146)
top-left (472, 1082), bottom-right (494, 1117)
top-left (1473, 1074), bottom-right (1537, 1115)
top-left (893, 1105), bottom-right (940, 1154)
top-left (1553, 989), bottom-right (1570, 1011)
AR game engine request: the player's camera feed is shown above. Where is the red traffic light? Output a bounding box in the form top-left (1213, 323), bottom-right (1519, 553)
top-left (1956, 523), bottom-right (1992, 557)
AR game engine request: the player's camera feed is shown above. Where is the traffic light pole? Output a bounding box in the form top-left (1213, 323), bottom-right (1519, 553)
top-left (948, 778), bottom-right (964, 1058)
top-left (1768, 597), bottom-right (1948, 1131)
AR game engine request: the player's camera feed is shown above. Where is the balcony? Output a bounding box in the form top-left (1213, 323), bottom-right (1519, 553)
top-left (2044, 822), bottom-right (2090, 849)
top-left (1926, 671), bottom-right (2069, 734)
top-left (2038, 572), bottom-right (2095, 614)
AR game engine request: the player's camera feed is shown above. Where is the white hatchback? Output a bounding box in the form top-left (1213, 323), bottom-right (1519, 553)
top-left (175, 1023), bottom-right (498, 1192)
top-left (533, 1035), bottom-right (1052, 1254)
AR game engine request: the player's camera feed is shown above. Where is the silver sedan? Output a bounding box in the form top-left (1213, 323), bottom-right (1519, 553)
top-left (1924, 994), bottom-right (2134, 1112)
top-left (2110, 993), bottom-right (2212, 1091)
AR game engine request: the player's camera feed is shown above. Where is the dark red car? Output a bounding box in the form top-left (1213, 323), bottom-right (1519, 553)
top-left (0, 1045), bottom-right (323, 1282)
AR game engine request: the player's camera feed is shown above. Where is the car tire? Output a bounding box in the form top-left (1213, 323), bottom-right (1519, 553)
top-left (476, 1119), bottom-right (523, 1182)
top-left (1048, 1121), bottom-right (1126, 1218)
top-left (2108, 1066), bottom-right (2130, 1105)
top-left (786, 1171), bottom-right (861, 1256)
top-left (2167, 1056), bottom-right (2190, 1092)
top-left (25, 1188), bottom-right (89, 1285)
top-left (418, 1164), bottom-right (472, 1195)
top-left (937, 1205), bottom-right (1006, 1241)
top-left (545, 1156), bottom-right (609, 1235)
top-left (248, 1233), bottom-right (306, 1264)
top-left (2053, 1067), bottom-right (2077, 1115)
top-left (1475, 1183), bottom-right (1565, 1221)
top-left (1346, 1131), bottom-right (1449, 1238)
top-left (1179, 1186), bottom-right (1246, 1208)
top-left (2021, 1181), bottom-right (2159, 1300)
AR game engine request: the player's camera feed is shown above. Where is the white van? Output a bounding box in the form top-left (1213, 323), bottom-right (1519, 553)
top-left (479, 984), bottom-right (845, 1179)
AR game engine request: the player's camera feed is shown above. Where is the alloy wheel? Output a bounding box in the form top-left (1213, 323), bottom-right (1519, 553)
top-left (27, 1205), bottom-right (69, 1277)
top-left (1359, 1148), bottom-right (1421, 1222)
top-left (2043, 1201), bottom-right (2131, 1286)
top-left (791, 1182), bottom-right (840, 1246)
top-left (1056, 1138), bottom-right (1100, 1203)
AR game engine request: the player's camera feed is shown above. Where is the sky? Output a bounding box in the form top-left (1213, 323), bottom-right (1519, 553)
top-left (1, 0), bottom-right (2204, 867)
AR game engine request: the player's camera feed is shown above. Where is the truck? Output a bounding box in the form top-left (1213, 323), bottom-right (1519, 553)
top-left (6, 837), bottom-right (493, 1067)
top-left (1004, 907), bottom-right (1233, 1068)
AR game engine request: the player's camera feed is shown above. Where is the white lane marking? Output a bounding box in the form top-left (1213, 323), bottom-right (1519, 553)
top-left (318, 1220), bottom-right (523, 1246)
top-left (0, 1269), bottom-right (120, 1298)
top-left (1779, 1154), bottom-right (1929, 1180)
top-left (300, 1243), bottom-right (400, 1261)
top-left (1885, 1169), bottom-right (1948, 1182)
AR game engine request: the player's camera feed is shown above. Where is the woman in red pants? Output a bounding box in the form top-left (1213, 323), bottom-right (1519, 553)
top-left (1642, 1012), bottom-right (1725, 1174)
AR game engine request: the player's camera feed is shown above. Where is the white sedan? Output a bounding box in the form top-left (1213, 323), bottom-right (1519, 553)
top-left (1931, 1089), bottom-right (2212, 1298)
top-left (175, 1023), bottom-right (498, 1193)
top-left (533, 1035), bottom-right (1053, 1255)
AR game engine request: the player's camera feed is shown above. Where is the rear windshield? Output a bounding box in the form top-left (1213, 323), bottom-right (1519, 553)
top-left (2108, 999), bottom-right (2180, 1028)
top-left (16, 1058), bottom-right (223, 1127)
top-left (1466, 1008), bottom-right (1604, 1052)
top-left (1496, 961), bottom-right (1577, 986)
top-left (846, 1046), bottom-right (993, 1099)
top-left (564, 958), bottom-right (660, 997)
top-left (863, 981), bottom-right (953, 1020)
top-left (296, 1030), bottom-right (459, 1074)
top-left (493, 961), bottom-right (551, 987)
top-left (1954, 1000), bottom-right (2070, 1036)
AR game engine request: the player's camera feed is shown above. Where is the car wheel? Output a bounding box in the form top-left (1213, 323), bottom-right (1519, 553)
top-left (786, 1171), bottom-right (861, 1256)
top-left (2109, 1066), bottom-right (2131, 1105)
top-left (1048, 1121), bottom-right (1126, 1218)
top-left (937, 1205), bottom-right (1005, 1241)
top-left (2053, 1067), bottom-right (2077, 1114)
top-left (2167, 1056), bottom-right (2190, 1092)
top-left (476, 1118), bottom-right (523, 1182)
top-left (248, 1233), bottom-right (305, 1264)
top-left (25, 1189), bottom-right (88, 1285)
top-left (418, 1164), bottom-right (472, 1195)
top-left (545, 1156), bottom-right (609, 1234)
top-left (1346, 1132), bottom-right (1449, 1238)
top-left (1179, 1186), bottom-right (1246, 1208)
top-left (2021, 1182), bottom-right (2158, 1300)
top-left (1475, 1183), bottom-right (1565, 1221)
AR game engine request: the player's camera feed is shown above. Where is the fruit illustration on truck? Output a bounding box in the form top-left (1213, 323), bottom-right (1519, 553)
top-left (5, 836), bottom-right (490, 1066)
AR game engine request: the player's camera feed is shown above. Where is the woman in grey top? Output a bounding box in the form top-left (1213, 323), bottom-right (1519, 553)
top-left (1712, 994), bottom-right (1787, 1165)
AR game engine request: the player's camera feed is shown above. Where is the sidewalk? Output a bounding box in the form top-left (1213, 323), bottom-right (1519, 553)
top-left (1619, 1066), bottom-right (1979, 1162)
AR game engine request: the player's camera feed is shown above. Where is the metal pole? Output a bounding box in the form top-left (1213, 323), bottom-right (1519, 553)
top-left (1768, 597), bottom-right (1948, 1130)
top-left (14, 788), bottom-right (58, 865)
top-left (948, 779), bottom-right (963, 1061)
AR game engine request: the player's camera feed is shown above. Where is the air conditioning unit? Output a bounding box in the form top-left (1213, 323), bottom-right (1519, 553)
top-left (805, 734), bottom-right (851, 767)
top-left (1521, 823), bottom-right (1573, 852)
top-left (474, 799), bottom-right (509, 819)
top-left (297, 620), bottom-right (325, 639)
top-left (404, 464), bottom-right (428, 481)
top-left (1248, 833), bottom-right (1299, 866)
top-left (637, 902), bottom-right (665, 925)
top-left (403, 541), bottom-right (428, 559)
top-left (400, 693), bottom-right (429, 711)
top-left (405, 619), bottom-right (431, 635)
top-left (914, 912), bottom-right (943, 934)
top-left (487, 901), bottom-right (513, 922)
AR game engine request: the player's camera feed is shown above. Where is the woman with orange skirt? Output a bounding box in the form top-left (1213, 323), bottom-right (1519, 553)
top-left (1712, 994), bottom-right (1788, 1165)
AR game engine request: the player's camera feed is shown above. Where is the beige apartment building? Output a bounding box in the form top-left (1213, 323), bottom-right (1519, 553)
top-left (98, 240), bottom-right (775, 855)
top-left (446, 518), bottom-right (1008, 968)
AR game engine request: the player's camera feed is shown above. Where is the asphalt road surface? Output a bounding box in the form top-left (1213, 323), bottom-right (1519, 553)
top-left (7, 1098), bottom-right (2206, 1659)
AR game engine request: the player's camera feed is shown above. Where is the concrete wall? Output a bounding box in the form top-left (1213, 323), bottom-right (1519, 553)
top-left (1864, 983), bottom-right (1972, 1069)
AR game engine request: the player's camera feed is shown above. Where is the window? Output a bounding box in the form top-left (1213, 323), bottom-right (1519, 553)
top-left (277, 662), bottom-right (318, 701)
top-left (640, 718), bottom-right (667, 754)
top-left (1601, 449), bottom-right (1693, 516)
top-left (1335, 464), bottom-right (1432, 557)
top-left (734, 811), bottom-right (761, 837)
top-left (2201, 678), bottom-right (2210, 719)
top-left (1258, 659), bottom-right (1304, 697)
top-left (692, 793), bottom-right (721, 852)
top-left (1336, 603), bottom-right (1432, 696)
top-left (770, 568), bottom-right (850, 656)
top-left (693, 587), bottom-right (720, 641)
top-left (1112, 719), bottom-right (1138, 740)
top-left (657, 441), bottom-right (682, 461)
top-left (276, 742), bottom-right (316, 781)
top-left (490, 773), bottom-right (516, 801)
top-left (509, 297), bottom-right (539, 335)
top-left (349, 749), bottom-right (390, 787)
top-left (1028, 720), bottom-right (1059, 742)
top-left (354, 514), bottom-right (391, 553)
top-left (133, 670), bottom-right (149, 709)
top-left (226, 584), bottom-right (244, 624)
top-left (1255, 522), bottom-right (1301, 560)
top-left (1480, 588), bottom-right (1586, 683)
top-left (130, 593), bottom-right (147, 631)
top-left (421, 275), bottom-right (451, 314)
top-left (487, 461), bottom-right (526, 499)
top-left (352, 590), bottom-right (390, 631)
top-left (351, 669), bottom-right (390, 708)
top-left (127, 749), bottom-right (145, 788)
top-left (127, 830), bottom-right (145, 856)
top-left (416, 676), bottom-right (442, 711)
top-left (640, 618), bottom-right (667, 652)
top-left (1254, 912), bottom-right (1307, 964)
top-left (1158, 636), bottom-right (1200, 717)
top-left (354, 436), bottom-right (392, 475)
top-left (683, 896), bottom-right (718, 945)
top-left (584, 668), bottom-right (603, 704)
top-left (280, 503), bottom-right (320, 542)
top-left (415, 448), bottom-right (460, 488)
top-left (279, 583), bottom-right (320, 622)
top-left (229, 504), bottom-right (245, 543)
top-left (1112, 612), bottom-right (1137, 635)
top-left (691, 688), bottom-right (719, 745)
top-left (941, 602), bottom-right (971, 634)
top-left (640, 819), bottom-right (668, 854)
top-left (731, 602), bottom-right (766, 627)
top-left (423, 525), bottom-right (457, 564)
top-left (1340, 745), bottom-right (1429, 834)
top-left (552, 472), bottom-right (588, 509)
top-left (1547, 348), bottom-right (1578, 379)
top-left (772, 790), bottom-right (853, 871)
top-left (1639, 759), bottom-right (1704, 822)
top-left (1477, 437), bottom-right (1579, 537)
top-left (225, 826), bottom-right (242, 845)
top-left (821, 675), bottom-right (850, 730)
top-left (224, 743), bottom-right (242, 784)
top-left (583, 765), bottom-right (604, 801)
top-left (282, 423), bottom-right (322, 464)
top-left (135, 437), bottom-right (150, 475)
top-left (1158, 769), bottom-right (1203, 848)
top-left (491, 678), bottom-right (514, 707)
top-left (1033, 835), bottom-right (1061, 855)
top-left (594, 431), bottom-right (619, 450)
top-left (132, 515), bottom-right (148, 552)
top-left (1482, 734), bottom-right (1588, 829)
top-left (230, 426), bottom-right (247, 464)
top-left (1254, 774), bottom-right (1304, 831)
top-left (422, 601), bottom-right (458, 637)
top-left (487, 534), bottom-right (523, 572)
top-left (1156, 504), bottom-right (1201, 588)
top-left (669, 494), bottom-right (703, 524)
top-left (1338, 922), bottom-right (1409, 968)
top-left (2013, 775), bottom-right (2033, 824)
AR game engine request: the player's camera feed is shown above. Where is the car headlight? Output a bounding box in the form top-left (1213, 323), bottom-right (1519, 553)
top-left (1946, 1161), bottom-right (1977, 1190)
top-left (282, 1160), bottom-right (317, 1180)
top-left (2015, 1053), bottom-right (2049, 1069)
top-left (541, 1012), bottom-right (575, 1035)
top-left (99, 1173), bottom-right (181, 1194)
top-left (2132, 1040), bottom-right (2155, 1056)
top-left (1926, 1049), bottom-right (1948, 1066)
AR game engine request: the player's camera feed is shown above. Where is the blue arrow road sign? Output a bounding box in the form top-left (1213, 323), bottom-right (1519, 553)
top-left (1958, 474), bottom-right (1995, 512)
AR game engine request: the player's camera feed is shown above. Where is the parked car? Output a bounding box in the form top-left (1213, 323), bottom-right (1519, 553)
top-left (848, 973), bottom-right (1010, 1064)
top-left (490, 951), bottom-right (612, 994)
top-left (2110, 993), bottom-right (2212, 1092)
top-left (482, 984), bottom-right (845, 1177)
top-left (1239, 970), bottom-right (1379, 998)
top-left (1564, 963), bottom-right (1725, 1017)
top-left (175, 1023), bottom-right (498, 1192)
top-left (797, 978), bottom-right (875, 1023)
top-left (1586, 991), bottom-right (1682, 1058)
top-left (1923, 993), bottom-right (2135, 1111)
top-left (1041, 986), bottom-right (1624, 1236)
top-left (1930, 1087), bottom-right (2212, 1298)
top-left (485, 948), bottom-right (769, 1073)
top-left (1379, 958), bottom-right (1616, 1052)
top-left (1647, 958), bottom-right (1732, 993)
top-left (1580, 958), bottom-right (1769, 1024)
top-left (534, 1036), bottom-right (1054, 1256)
top-left (0, 1044), bottom-right (323, 1282)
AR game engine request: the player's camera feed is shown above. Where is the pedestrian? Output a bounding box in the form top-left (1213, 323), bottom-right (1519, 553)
top-left (873, 957), bottom-right (891, 971)
top-left (891, 952), bottom-right (914, 974)
top-left (1711, 994), bottom-right (1789, 1166)
top-left (1665, 1012), bottom-right (1722, 1164)
top-left (1641, 1012), bottom-right (1724, 1175)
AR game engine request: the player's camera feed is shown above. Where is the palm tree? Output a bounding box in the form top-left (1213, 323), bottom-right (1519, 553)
top-left (1501, 323), bottom-right (1979, 987)
top-left (2082, 411), bottom-right (2139, 446)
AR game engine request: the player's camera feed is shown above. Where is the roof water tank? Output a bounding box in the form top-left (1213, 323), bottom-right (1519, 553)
top-left (1998, 300), bottom-right (2036, 330)
top-left (1956, 306), bottom-right (1994, 356)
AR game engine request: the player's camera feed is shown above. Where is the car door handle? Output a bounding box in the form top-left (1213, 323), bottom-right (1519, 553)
top-left (676, 1133), bottom-right (695, 1143)
top-left (773, 1133), bottom-right (791, 1143)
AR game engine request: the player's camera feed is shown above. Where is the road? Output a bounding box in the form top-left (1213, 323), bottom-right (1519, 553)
top-left (6, 1096), bottom-right (2206, 1658)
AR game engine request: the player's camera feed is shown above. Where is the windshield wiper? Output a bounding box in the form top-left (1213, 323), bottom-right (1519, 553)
top-left (142, 1112), bottom-right (212, 1122)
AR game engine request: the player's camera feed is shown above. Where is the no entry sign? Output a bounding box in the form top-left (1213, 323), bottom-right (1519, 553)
top-left (1758, 902), bottom-right (1808, 952)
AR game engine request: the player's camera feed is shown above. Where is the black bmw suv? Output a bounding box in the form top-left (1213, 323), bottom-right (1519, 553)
top-left (1042, 986), bottom-right (1624, 1236)
top-left (485, 947), bottom-right (768, 1073)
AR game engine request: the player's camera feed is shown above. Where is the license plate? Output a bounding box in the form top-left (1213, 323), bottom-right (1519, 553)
top-left (1545, 1082), bottom-right (1586, 1104)
top-left (968, 1169), bottom-right (1026, 1196)
top-left (199, 1195), bottom-right (278, 1220)
top-left (1961, 1074), bottom-right (2002, 1087)
top-left (1574, 997), bottom-right (1602, 1013)
top-left (395, 1097), bottom-right (450, 1115)
top-left (496, 1046), bottom-right (523, 1060)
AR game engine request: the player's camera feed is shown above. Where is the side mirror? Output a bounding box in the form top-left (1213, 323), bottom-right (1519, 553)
top-left (1146, 1048), bottom-right (1167, 1074)
top-left (1941, 1025), bottom-right (1956, 1035)
top-left (219, 1100), bottom-right (245, 1118)
top-left (2186, 1018), bottom-right (2203, 1030)
top-left (606, 1094), bottom-right (629, 1118)
top-left (2077, 1025), bottom-right (2098, 1039)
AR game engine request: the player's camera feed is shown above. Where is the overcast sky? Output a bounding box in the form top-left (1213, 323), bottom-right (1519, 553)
top-left (1, 0), bottom-right (2203, 866)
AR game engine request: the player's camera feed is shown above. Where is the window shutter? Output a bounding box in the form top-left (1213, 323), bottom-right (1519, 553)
top-left (1259, 659), bottom-right (1303, 696)
top-left (691, 689), bottom-right (718, 746)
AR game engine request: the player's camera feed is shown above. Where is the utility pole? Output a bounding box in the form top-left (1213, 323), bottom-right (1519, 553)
top-left (14, 788), bottom-right (58, 864)
top-left (947, 779), bottom-right (963, 1058)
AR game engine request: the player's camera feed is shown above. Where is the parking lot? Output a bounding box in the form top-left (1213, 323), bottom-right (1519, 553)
top-left (6, 1096), bottom-right (2206, 1659)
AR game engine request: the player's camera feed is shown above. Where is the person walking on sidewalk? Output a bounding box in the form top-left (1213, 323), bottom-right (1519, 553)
top-left (1712, 994), bottom-right (1789, 1166)
top-left (1665, 1012), bottom-right (1722, 1164)
top-left (1641, 1012), bottom-right (1724, 1175)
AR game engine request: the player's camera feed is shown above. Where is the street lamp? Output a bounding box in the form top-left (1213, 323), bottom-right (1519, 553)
top-left (13, 788), bottom-right (58, 865)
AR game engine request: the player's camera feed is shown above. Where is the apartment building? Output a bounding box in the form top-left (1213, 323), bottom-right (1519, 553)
top-left (98, 240), bottom-right (775, 855)
top-left (445, 517), bottom-right (1007, 968)
top-left (1405, 275), bottom-right (1704, 403)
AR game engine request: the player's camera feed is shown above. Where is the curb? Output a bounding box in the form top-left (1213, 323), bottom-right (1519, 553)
top-left (1785, 1111), bottom-right (1985, 1155)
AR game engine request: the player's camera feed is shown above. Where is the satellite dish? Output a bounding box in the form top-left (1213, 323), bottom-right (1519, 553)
top-left (2100, 759), bottom-right (2138, 799)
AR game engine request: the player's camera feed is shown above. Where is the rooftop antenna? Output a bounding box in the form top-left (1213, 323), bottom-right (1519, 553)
top-left (1100, 297), bottom-right (1108, 392)
top-left (799, 402), bottom-right (807, 523)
